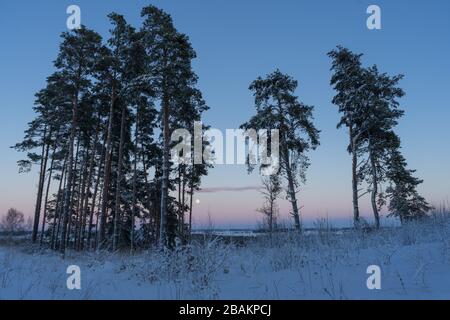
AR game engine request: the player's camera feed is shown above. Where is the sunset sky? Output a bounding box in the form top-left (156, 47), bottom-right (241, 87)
top-left (1, 0), bottom-right (449, 228)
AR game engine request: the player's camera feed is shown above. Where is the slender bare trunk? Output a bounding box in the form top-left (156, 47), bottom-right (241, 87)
top-left (54, 156), bottom-right (69, 250)
top-left (66, 137), bottom-right (81, 250)
top-left (159, 91), bottom-right (170, 247)
top-left (87, 135), bottom-right (105, 250)
top-left (131, 110), bottom-right (139, 252)
top-left (283, 148), bottom-right (301, 231)
top-left (94, 181), bottom-right (103, 251)
top-left (32, 126), bottom-right (49, 243)
top-left (189, 183), bottom-right (193, 237)
top-left (74, 146), bottom-right (89, 249)
top-left (276, 96), bottom-right (300, 231)
top-left (369, 148), bottom-right (380, 229)
top-left (350, 126), bottom-right (360, 228)
top-left (51, 153), bottom-right (67, 249)
top-left (269, 200), bottom-right (273, 237)
top-left (181, 168), bottom-right (186, 241)
top-left (99, 82), bottom-right (116, 248)
top-left (60, 94), bottom-right (78, 257)
top-left (78, 131), bottom-right (99, 250)
top-left (40, 147), bottom-right (56, 246)
top-left (142, 152), bottom-right (155, 246)
top-left (178, 166), bottom-right (182, 234)
top-left (113, 105), bottom-right (127, 251)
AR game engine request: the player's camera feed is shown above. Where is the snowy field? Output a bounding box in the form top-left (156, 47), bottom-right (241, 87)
top-left (1, 219), bottom-right (450, 300)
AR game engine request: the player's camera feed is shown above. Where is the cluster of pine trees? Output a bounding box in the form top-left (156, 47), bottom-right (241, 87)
top-left (244, 47), bottom-right (431, 233)
top-left (328, 46), bottom-right (431, 228)
top-left (13, 5), bottom-right (210, 255)
top-left (15, 4), bottom-right (432, 254)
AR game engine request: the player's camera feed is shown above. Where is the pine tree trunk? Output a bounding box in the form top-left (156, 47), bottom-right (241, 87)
top-left (142, 152), bottom-right (155, 246)
top-left (32, 126), bottom-right (49, 243)
top-left (276, 96), bottom-right (301, 231)
top-left (369, 148), bottom-right (380, 229)
top-left (74, 146), bottom-right (89, 249)
top-left (131, 168), bottom-right (137, 252)
top-left (51, 153), bottom-right (67, 249)
top-left (130, 110), bottom-right (139, 252)
top-left (66, 136), bottom-right (81, 250)
top-left (269, 200), bottom-right (273, 238)
top-left (54, 156), bottom-right (69, 250)
top-left (283, 148), bottom-right (301, 231)
top-left (350, 126), bottom-right (360, 228)
top-left (159, 91), bottom-right (170, 248)
top-left (181, 169), bottom-right (186, 242)
top-left (189, 183), bottom-right (193, 238)
top-left (60, 94), bottom-right (78, 257)
top-left (113, 105), bottom-right (127, 251)
top-left (87, 135), bottom-right (105, 250)
top-left (94, 181), bottom-right (103, 251)
top-left (39, 147), bottom-right (56, 246)
top-left (99, 82), bottom-right (116, 249)
top-left (178, 166), bottom-right (182, 234)
top-left (78, 129), bottom-right (99, 250)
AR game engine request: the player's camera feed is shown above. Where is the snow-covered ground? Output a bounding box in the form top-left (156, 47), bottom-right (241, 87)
top-left (1, 219), bottom-right (450, 300)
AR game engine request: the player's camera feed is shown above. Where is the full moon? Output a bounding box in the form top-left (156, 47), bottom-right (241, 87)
top-left (195, 199), bottom-right (200, 204)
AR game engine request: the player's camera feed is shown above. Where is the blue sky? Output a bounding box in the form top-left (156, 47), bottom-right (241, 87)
top-left (0, 0), bottom-right (449, 228)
